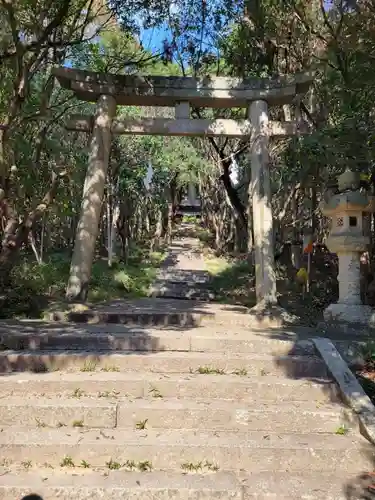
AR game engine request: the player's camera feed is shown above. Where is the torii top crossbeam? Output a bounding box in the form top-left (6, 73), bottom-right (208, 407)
top-left (53, 67), bottom-right (314, 108)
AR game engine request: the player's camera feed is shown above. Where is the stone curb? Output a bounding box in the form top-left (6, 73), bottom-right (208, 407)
top-left (312, 337), bottom-right (375, 445)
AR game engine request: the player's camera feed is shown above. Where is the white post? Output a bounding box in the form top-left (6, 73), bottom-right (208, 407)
top-left (337, 252), bottom-right (362, 305)
top-left (66, 94), bottom-right (117, 300)
top-left (249, 100), bottom-right (277, 305)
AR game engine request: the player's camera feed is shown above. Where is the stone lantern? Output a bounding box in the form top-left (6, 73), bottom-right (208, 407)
top-left (321, 169), bottom-right (375, 327)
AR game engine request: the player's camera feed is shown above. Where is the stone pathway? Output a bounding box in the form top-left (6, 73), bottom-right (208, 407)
top-left (149, 226), bottom-right (214, 300)
top-left (0, 227), bottom-right (373, 499)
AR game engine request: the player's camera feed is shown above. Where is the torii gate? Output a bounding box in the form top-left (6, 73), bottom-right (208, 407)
top-left (53, 67), bottom-right (314, 302)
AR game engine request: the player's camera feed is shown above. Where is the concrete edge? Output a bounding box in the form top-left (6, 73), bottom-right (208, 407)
top-left (312, 337), bottom-right (375, 445)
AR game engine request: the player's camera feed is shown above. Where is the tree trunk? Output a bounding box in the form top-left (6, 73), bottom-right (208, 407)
top-left (0, 171), bottom-right (63, 286)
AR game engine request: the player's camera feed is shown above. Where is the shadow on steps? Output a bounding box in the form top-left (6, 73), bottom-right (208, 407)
top-left (267, 323), bottom-right (375, 499)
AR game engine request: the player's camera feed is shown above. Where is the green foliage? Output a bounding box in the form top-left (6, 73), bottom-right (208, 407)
top-left (182, 215), bottom-right (199, 223)
top-left (206, 256), bottom-right (256, 307)
top-left (0, 247), bottom-right (165, 319)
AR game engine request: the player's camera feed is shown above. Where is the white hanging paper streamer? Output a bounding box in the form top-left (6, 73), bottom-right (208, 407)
top-left (229, 154), bottom-right (240, 187)
top-left (143, 161), bottom-right (154, 191)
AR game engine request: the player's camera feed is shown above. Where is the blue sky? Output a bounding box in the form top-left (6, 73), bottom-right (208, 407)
top-left (139, 0), bottom-right (334, 55)
top-left (140, 23), bottom-right (170, 54)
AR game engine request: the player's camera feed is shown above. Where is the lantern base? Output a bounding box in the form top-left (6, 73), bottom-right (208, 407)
top-left (323, 303), bottom-right (375, 329)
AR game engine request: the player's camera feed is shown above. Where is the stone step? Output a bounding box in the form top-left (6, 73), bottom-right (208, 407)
top-left (0, 372), bottom-right (338, 402)
top-left (0, 321), bottom-right (317, 354)
top-left (0, 328), bottom-right (311, 355)
top-left (46, 296), bottom-right (296, 328)
top-left (156, 270), bottom-right (211, 282)
top-left (149, 287), bottom-right (215, 301)
top-left (0, 470), bottom-right (365, 500)
top-left (0, 350), bottom-right (329, 378)
top-left (151, 279), bottom-right (211, 289)
top-left (63, 308), bottom-right (209, 326)
top-left (0, 397), bottom-right (347, 433)
top-left (0, 323), bottom-right (364, 363)
top-left (0, 428), bottom-right (371, 473)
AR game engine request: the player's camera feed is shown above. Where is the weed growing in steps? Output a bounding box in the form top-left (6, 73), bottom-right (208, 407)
top-left (60, 456), bottom-right (75, 467)
top-left (191, 366), bottom-right (248, 376)
top-left (181, 460), bottom-right (219, 472)
top-left (72, 388), bottom-right (85, 398)
top-left (232, 368), bottom-right (248, 376)
top-left (80, 361), bottom-right (98, 372)
top-left (137, 460), bottom-right (153, 472)
top-left (106, 459), bottom-right (153, 471)
top-left (98, 390), bottom-right (120, 398)
top-left (148, 386), bottom-right (163, 398)
top-left (72, 419), bottom-right (84, 428)
top-left (35, 418), bottom-right (46, 428)
top-left (15, 458), bottom-right (220, 474)
top-left (135, 419), bottom-right (148, 430)
top-left (335, 424), bottom-right (349, 435)
top-left (101, 365), bottom-right (120, 372)
top-left (106, 459), bottom-right (121, 470)
top-left (195, 366), bottom-right (225, 375)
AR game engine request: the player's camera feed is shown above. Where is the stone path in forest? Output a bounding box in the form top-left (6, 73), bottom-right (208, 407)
top-left (0, 225), bottom-right (373, 499)
top-left (149, 225), bottom-right (214, 301)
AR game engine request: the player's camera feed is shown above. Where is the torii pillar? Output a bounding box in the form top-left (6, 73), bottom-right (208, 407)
top-left (249, 100), bottom-right (276, 305)
top-left (66, 95), bottom-right (116, 300)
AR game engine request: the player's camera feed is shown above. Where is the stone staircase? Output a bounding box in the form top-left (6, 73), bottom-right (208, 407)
top-left (0, 307), bottom-right (373, 499)
top-left (0, 231), bottom-right (373, 499)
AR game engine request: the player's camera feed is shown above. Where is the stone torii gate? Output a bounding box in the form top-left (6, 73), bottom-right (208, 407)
top-left (52, 67), bottom-right (313, 302)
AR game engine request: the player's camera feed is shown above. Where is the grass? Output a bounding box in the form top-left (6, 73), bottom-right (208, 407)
top-left (195, 366), bottom-right (225, 375)
top-left (181, 460), bottom-right (219, 472)
top-left (204, 254), bottom-right (256, 308)
top-left (72, 388), bottom-right (85, 398)
top-left (200, 226), bottom-right (335, 326)
top-left (148, 386), bottom-right (163, 398)
top-left (182, 215), bottom-right (199, 224)
top-left (135, 419), bottom-right (148, 430)
top-left (106, 459), bottom-right (122, 470)
top-left (101, 365), bottom-right (120, 372)
top-left (2, 245), bottom-right (165, 319)
top-left (232, 368), bottom-right (248, 376)
top-left (60, 456), bottom-right (75, 468)
top-left (80, 360), bottom-right (97, 372)
top-left (106, 459), bottom-right (152, 471)
top-left (98, 390), bottom-right (120, 398)
top-left (72, 419), bottom-right (84, 427)
top-left (35, 418), bottom-right (46, 428)
top-left (335, 424), bottom-right (348, 435)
